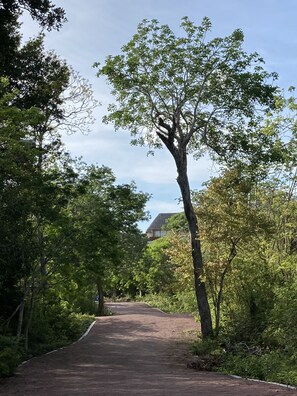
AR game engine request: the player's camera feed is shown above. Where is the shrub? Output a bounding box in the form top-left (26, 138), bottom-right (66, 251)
top-left (191, 337), bottom-right (297, 387)
top-left (139, 291), bottom-right (197, 314)
top-left (0, 347), bottom-right (21, 377)
top-left (218, 349), bottom-right (297, 387)
top-left (24, 294), bottom-right (95, 353)
top-left (0, 337), bottom-right (22, 378)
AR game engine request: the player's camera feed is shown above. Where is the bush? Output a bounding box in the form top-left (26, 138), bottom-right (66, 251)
top-left (0, 337), bottom-right (22, 378)
top-left (66, 313), bottom-right (95, 341)
top-left (139, 291), bottom-right (197, 314)
top-left (28, 309), bottom-right (95, 356)
top-left (191, 337), bottom-right (297, 387)
top-left (0, 347), bottom-right (21, 377)
top-left (191, 337), bottom-right (221, 356)
top-left (0, 312), bottom-right (95, 378)
top-left (220, 349), bottom-right (297, 386)
top-left (221, 353), bottom-right (266, 380)
top-left (268, 279), bottom-right (297, 351)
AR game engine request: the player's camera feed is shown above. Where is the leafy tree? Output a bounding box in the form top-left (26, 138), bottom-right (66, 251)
top-left (0, 0), bottom-right (66, 75)
top-left (96, 17), bottom-right (281, 338)
top-left (0, 0), bottom-right (66, 30)
top-left (68, 166), bottom-right (149, 315)
top-left (8, 34), bottom-right (98, 285)
top-left (165, 232), bottom-right (193, 291)
top-left (193, 168), bottom-right (272, 334)
top-left (105, 230), bottom-right (147, 298)
top-left (0, 33), bottom-right (97, 347)
top-left (0, 0), bottom-right (106, 369)
top-left (133, 237), bottom-right (177, 296)
top-left (0, 77), bottom-right (43, 325)
top-left (8, 35), bottom-right (98, 135)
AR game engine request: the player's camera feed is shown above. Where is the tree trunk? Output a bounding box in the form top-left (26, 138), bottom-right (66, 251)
top-left (96, 279), bottom-right (105, 316)
top-left (24, 281), bottom-right (36, 351)
top-left (16, 298), bottom-right (25, 341)
top-left (215, 243), bottom-right (238, 335)
top-left (16, 280), bottom-right (29, 341)
top-left (215, 267), bottom-right (228, 336)
top-left (156, 128), bottom-right (213, 338)
top-left (175, 150), bottom-right (213, 339)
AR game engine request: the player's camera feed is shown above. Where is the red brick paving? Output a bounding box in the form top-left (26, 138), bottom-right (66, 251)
top-left (1, 302), bottom-right (296, 395)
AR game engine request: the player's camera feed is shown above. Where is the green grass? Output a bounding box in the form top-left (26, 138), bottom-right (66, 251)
top-left (220, 349), bottom-right (297, 386)
top-left (191, 338), bottom-right (297, 387)
top-left (138, 291), bottom-right (197, 314)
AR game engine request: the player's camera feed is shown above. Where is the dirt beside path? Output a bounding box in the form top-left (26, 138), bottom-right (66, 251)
top-left (1, 302), bottom-right (296, 395)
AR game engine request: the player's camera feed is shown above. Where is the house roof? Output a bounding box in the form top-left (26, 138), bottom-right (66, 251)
top-left (146, 213), bottom-right (179, 232)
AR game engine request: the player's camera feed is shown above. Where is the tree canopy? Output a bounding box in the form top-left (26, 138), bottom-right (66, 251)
top-left (96, 17), bottom-right (281, 166)
top-left (96, 16), bottom-right (282, 338)
top-left (0, 2), bottom-right (149, 374)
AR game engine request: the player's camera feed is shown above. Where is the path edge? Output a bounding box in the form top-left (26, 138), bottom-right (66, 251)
top-left (77, 320), bottom-right (96, 342)
top-left (143, 302), bottom-right (297, 391)
top-left (143, 302), bottom-right (167, 314)
top-left (20, 320), bottom-right (97, 366)
top-left (229, 374), bottom-right (297, 390)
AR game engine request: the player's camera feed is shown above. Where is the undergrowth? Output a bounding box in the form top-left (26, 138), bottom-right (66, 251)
top-left (137, 293), bottom-right (297, 387)
top-left (0, 313), bottom-right (95, 378)
top-left (191, 338), bottom-right (297, 387)
top-left (137, 291), bottom-right (197, 314)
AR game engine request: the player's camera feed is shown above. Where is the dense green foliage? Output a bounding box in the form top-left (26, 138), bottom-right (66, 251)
top-left (139, 291), bottom-right (197, 315)
top-left (2, 6), bottom-right (297, 388)
top-left (0, 2), bottom-right (148, 377)
top-left (95, 16), bottom-right (297, 384)
top-left (96, 16), bottom-right (285, 339)
top-left (142, 166), bottom-right (297, 386)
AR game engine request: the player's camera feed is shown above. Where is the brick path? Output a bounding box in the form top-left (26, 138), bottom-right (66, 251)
top-left (1, 302), bottom-right (296, 395)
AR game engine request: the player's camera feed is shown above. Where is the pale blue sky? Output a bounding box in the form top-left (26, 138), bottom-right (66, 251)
top-left (21, 0), bottom-right (297, 231)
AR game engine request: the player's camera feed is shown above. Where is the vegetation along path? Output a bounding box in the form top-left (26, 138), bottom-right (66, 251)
top-left (1, 302), bottom-right (296, 395)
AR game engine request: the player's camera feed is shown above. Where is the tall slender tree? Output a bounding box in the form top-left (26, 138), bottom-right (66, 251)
top-left (96, 17), bottom-right (282, 338)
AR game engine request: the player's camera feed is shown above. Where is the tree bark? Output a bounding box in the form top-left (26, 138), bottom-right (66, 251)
top-left (215, 242), bottom-right (238, 335)
top-left (16, 298), bottom-right (25, 341)
top-left (175, 149), bottom-right (213, 339)
top-left (156, 127), bottom-right (213, 338)
top-left (96, 279), bottom-right (105, 316)
top-left (24, 280), bottom-right (36, 351)
top-left (16, 280), bottom-right (29, 341)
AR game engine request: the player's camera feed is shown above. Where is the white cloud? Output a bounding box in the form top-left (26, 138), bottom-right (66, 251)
top-left (146, 199), bottom-right (182, 213)
top-left (19, 0), bottom-right (297, 228)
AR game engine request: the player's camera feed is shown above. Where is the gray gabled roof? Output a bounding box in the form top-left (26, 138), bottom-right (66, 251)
top-left (146, 213), bottom-right (178, 232)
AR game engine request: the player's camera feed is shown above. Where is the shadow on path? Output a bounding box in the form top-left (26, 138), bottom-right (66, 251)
top-left (1, 302), bottom-right (296, 395)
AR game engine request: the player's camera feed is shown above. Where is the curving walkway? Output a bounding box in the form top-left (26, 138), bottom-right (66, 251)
top-left (1, 302), bottom-right (296, 395)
